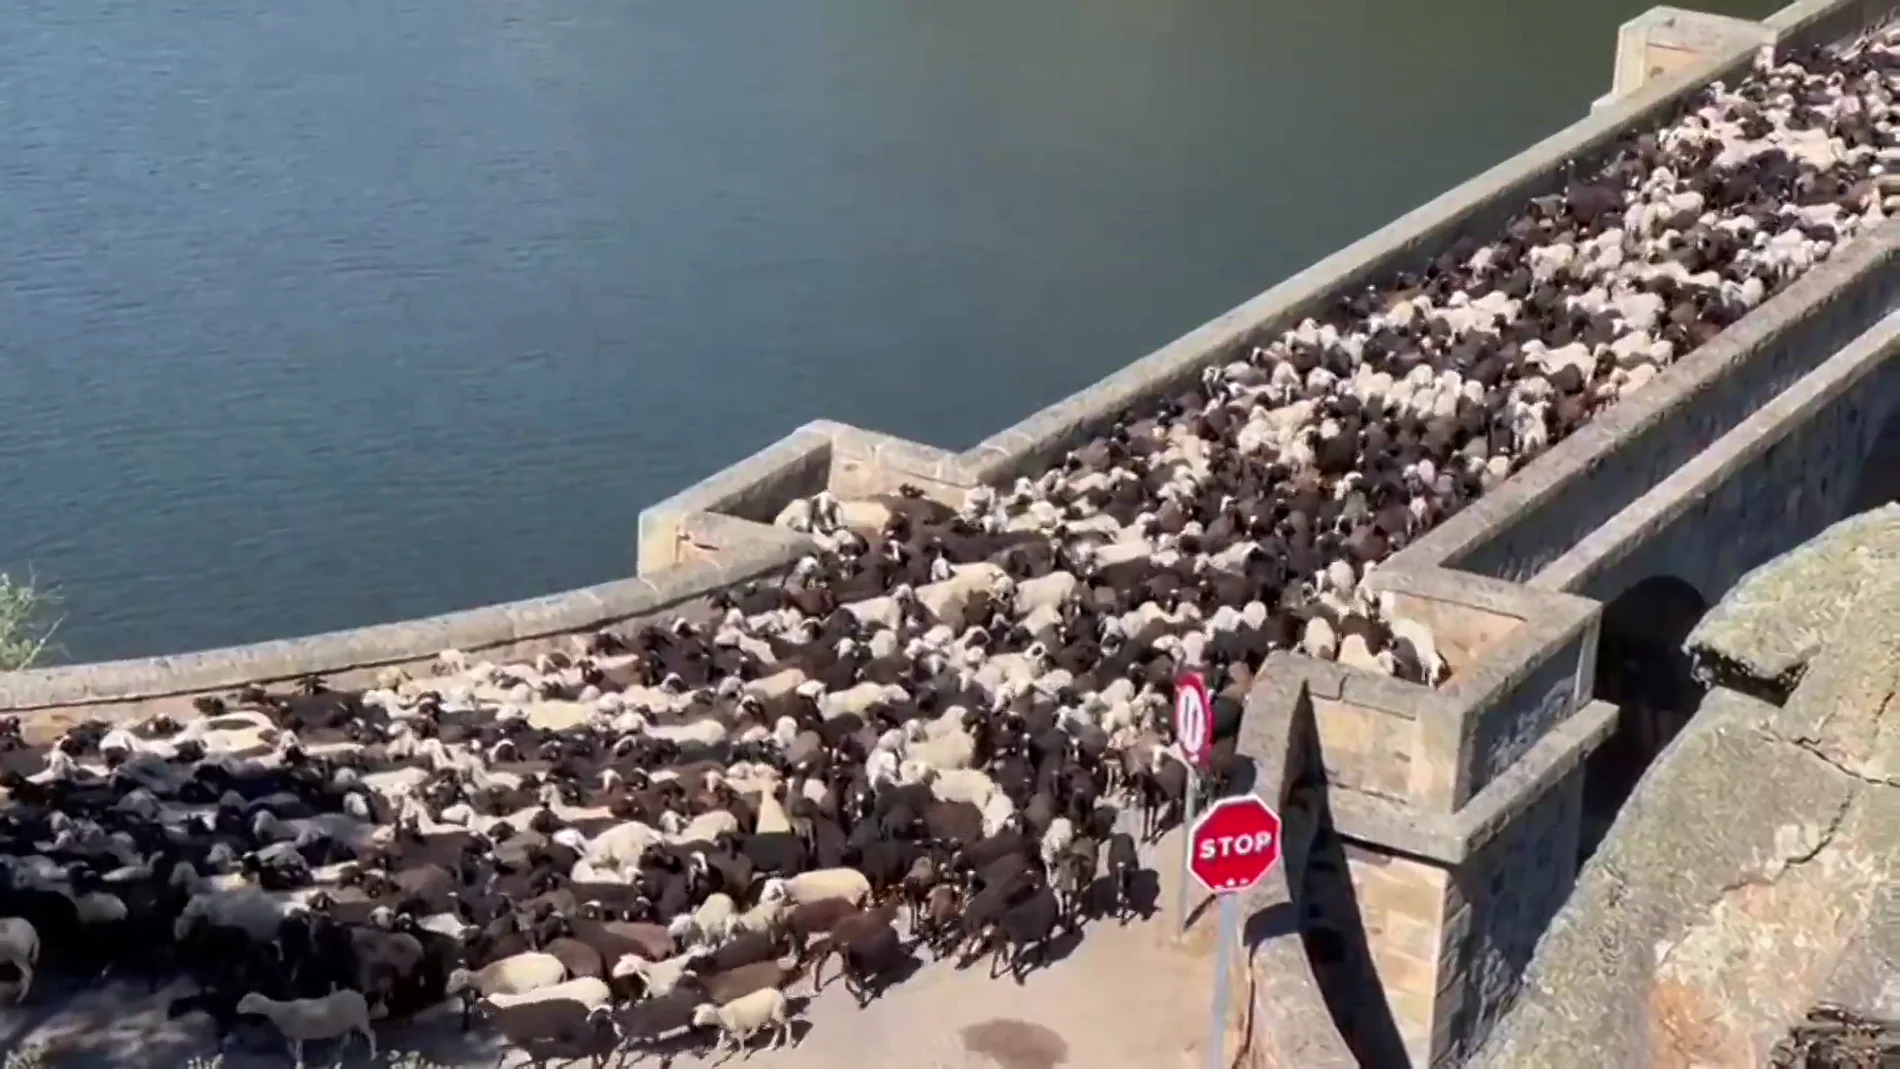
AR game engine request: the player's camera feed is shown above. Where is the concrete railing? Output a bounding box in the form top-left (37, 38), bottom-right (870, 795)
top-left (1, 2), bottom-right (1895, 1062)
top-left (3, 0), bottom-right (1879, 722)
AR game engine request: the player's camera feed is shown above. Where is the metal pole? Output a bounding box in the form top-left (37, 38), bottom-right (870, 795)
top-left (1176, 767), bottom-right (1198, 931)
top-left (1207, 893), bottom-right (1238, 1069)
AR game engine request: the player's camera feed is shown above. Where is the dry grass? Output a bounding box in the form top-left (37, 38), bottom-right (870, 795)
top-left (1769, 1005), bottom-right (1898, 1068)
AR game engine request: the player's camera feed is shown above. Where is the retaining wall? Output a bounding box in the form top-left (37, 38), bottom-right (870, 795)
top-left (2, 0), bottom-right (1898, 1064)
top-left (0, 0), bottom-right (1877, 726)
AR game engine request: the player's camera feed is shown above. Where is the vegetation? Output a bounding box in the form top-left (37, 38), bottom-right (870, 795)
top-left (0, 572), bottom-right (58, 671)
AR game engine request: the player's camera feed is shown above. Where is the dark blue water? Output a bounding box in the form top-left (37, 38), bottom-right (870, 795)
top-left (0, 0), bottom-right (1785, 662)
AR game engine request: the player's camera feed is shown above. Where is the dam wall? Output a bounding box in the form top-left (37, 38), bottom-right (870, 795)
top-left (0, 0), bottom-right (1881, 726)
top-left (1, 0), bottom-right (1898, 1065)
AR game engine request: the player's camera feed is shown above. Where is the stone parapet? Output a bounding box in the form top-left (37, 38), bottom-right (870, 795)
top-left (0, 1), bottom-right (1896, 1066)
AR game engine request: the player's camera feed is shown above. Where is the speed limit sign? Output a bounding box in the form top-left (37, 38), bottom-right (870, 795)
top-left (1173, 671), bottom-right (1213, 770)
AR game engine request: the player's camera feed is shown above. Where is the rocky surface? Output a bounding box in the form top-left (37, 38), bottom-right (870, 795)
top-left (1686, 503), bottom-right (1900, 700)
top-left (1475, 531), bottom-right (1900, 1068)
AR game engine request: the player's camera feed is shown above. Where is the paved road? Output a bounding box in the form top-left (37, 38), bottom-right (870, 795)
top-left (1, 831), bottom-right (1229, 1069)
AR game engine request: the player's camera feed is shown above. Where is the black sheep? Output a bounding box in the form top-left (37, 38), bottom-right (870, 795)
top-left (1106, 833), bottom-right (1142, 925)
top-left (987, 884), bottom-right (1063, 984)
top-left (484, 999), bottom-right (619, 1069)
top-left (741, 831), bottom-right (810, 877)
top-left (836, 921), bottom-right (910, 1008)
top-left (617, 987), bottom-right (705, 1061)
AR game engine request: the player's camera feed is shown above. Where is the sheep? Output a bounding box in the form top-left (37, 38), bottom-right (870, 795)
top-left (754, 791), bottom-right (793, 835)
top-left (445, 951), bottom-right (568, 1028)
top-left (832, 922), bottom-right (909, 1008)
top-left (1038, 817), bottom-right (1075, 871)
top-left (610, 945), bottom-right (710, 999)
top-left (174, 887), bottom-right (293, 942)
top-left (1106, 833), bottom-right (1142, 924)
top-left (235, 989), bottom-right (379, 1069)
top-left (682, 958), bottom-right (796, 1006)
top-left (487, 1000), bottom-right (621, 1069)
top-left (759, 868), bottom-right (872, 908)
top-left (1386, 614), bottom-right (1450, 685)
top-left (691, 986), bottom-right (795, 1056)
top-left (669, 892), bottom-right (736, 948)
top-left (582, 820), bottom-right (664, 868)
top-left (923, 767), bottom-right (998, 807)
top-left (485, 975), bottom-right (614, 1012)
top-left (662, 808), bottom-right (740, 845)
top-left (617, 987), bottom-right (703, 1058)
top-left (0, 917), bottom-right (38, 1002)
top-left (723, 892), bottom-right (789, 940)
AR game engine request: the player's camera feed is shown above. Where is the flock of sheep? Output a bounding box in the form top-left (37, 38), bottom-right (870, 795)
top-left (1, 25), bottom-right (1896, 1069)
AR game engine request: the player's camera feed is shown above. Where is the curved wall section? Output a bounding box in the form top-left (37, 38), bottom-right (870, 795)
top-left (2, 5), bottom-right (1897, 1064)
top-left (3, 0), bottom-right (1879, 724)
top-left (0, 426), bottom-right (833, 715)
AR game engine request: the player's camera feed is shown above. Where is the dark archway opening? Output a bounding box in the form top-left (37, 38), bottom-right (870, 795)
top-left (1580, 575), bottom-right (1710, 863)
top-left (1846, 409), bottom-right (1900, 515)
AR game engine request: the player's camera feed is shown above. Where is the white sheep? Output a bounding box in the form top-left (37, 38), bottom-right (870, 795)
top-left (645, 717), bottom-right (729, 748)
top-left (1039, 818), bottom-right (1075, 872)
top-left (669, 892), bottom-right (735, 948)
top-left (692, 987), bottom-right (794, 1055)
top-left (611, 946), bottom-right (710, 998)
top-left (759, 868), bottom-right (872, 908)
top-left (980, 792), bottom-right (1017, 838)
top-left (1388, 616), bottom-right (1449, 685)
top-left (754, 792), bottom-right (792, 835)
top-left (485, 975), bottom-right (613, 1011)
top-left (445, 951), bottom-right (568, 1001)
top-left (723, 894), bottom-right (789, 941)
top-left (0, 917), bottom-right (38, 1003)
top-left (662, 808), bottom-right (739, 845)
top-left (923, 767), bottom-right (998, 808)
top-left (582, 820), bottom-right (663, 867)
top-left (905, 721), bottom-right (976, 771)
top-left (1300, 615), bottom-right (1339, 661)
top-left (236, 989), bottom-right (378, 1069)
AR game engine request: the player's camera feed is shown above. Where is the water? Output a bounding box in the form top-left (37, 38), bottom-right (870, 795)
top-left (0, 0), bottom-right (1785, 663)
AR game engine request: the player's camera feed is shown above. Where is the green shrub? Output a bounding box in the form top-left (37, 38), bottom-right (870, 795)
top-left (0, 572), bottom-right (59, 671)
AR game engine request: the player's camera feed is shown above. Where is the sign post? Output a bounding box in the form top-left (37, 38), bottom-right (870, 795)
top-left (1187, 795), bottom-right (1284, 1069)
top-left (1172, 672), bottom-right (1214, 931)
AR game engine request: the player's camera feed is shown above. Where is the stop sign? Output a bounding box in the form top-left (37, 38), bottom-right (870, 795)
top-left (1188, 795), bottom-right (1283, 895)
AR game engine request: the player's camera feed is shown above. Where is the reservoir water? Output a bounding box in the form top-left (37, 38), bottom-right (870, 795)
top-left (0, 0), bottom-right (1783, 662)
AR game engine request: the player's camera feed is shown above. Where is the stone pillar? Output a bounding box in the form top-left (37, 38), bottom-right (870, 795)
top-left (1288, 570), bottom-right (1612, 1066)
top-left (1591, 6), bottom-right (1772, 112)
top-left (1343, 847), bottom-right (1465, 1065)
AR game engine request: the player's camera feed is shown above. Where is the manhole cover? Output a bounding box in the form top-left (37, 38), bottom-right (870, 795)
top-left (961, 1019), bottom-right (1069, 1069)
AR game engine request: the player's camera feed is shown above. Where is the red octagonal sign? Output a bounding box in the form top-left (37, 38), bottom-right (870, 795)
top-left (1188, 795), bottom-right (1283, 895)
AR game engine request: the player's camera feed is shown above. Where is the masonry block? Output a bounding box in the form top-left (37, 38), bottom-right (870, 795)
top-left (1608, 6), bottom-right (1773, 104)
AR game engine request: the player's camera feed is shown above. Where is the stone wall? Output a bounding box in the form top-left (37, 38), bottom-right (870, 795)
top-left (0, 1), bottom-right (1894, 1067)
top-left (2, 0), bottom-right (1874, 731)
top-left (1534, 312), bottom-right (1900, 603)
top-left (1465, 630), bottom-right (1594, 798)
top-left (1436, 767), bottom-right (1586, 1066)
top-left (1392, 217), bottom-right (1900, 585)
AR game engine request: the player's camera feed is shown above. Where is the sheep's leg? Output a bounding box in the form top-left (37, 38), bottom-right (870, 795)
top-left (289, 1037), bottom-right (304, 1069)
top-left (361, 1022), bottom-right (377, 1061)
top-left (13, 965), bottom-right (28, 1003)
